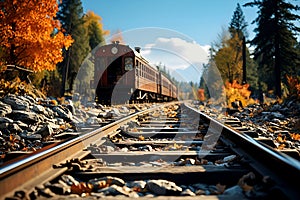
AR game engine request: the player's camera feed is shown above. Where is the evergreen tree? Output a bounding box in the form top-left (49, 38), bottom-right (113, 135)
top-left (230, 3), bottom-right (258, 94)
top-left (246, 52), bottom-right (259, 97)
top-left (199, 46), bottom-right (224, 102)
top-left (57, 0), bottom-right (90, 96)
top-left (244, 0), bottom-right (300, 98)
top-left (200, 3), bottom-right (260, 102)
top-left (229, 3), bottom-right (248, 39)
top-left (88, 21), bottom-right (104, 49)
top-left (83, 11), bottom-right (107, 49)
top-left (72, 11), bottom-right (107, 102)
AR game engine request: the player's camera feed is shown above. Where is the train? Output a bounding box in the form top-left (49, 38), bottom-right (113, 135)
top-left (92, 42), bottom-right (177, 105)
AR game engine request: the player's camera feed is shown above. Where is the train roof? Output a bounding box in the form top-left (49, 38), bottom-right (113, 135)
top-left (96, 42), bottom-right (158, 70)
top-left (132, 47), bottom-right (149, 64)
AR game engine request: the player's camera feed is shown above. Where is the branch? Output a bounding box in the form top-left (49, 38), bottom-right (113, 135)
top-left (6, 65), bottom-right (34, 73)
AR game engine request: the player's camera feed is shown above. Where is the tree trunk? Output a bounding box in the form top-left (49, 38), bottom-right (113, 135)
top-left (274, 3), bottom-right (282, 98)
top-left (242, 36), bottom-right (247, 84)
top-left (61, 48), bottom-right (71, 97)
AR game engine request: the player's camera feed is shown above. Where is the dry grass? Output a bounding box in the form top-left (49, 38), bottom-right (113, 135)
top-left (0, 77), bottom-right (46, 99)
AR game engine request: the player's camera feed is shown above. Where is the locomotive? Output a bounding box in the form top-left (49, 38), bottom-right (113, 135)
top-left (93, 42), bottom-right (177, 105)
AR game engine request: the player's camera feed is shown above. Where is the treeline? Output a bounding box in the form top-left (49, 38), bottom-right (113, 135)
top-left (1, 0), bottom-right (299, 103)
top-left (199, 1), bottom-right (300, 103)
top-left (0, 0), bottom-right (107, 98)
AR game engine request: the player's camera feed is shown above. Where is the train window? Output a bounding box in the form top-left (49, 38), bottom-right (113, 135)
top-left (125, 57), bottom-right (133, 71)
top-left (139, 66), bottom-right (142, 76)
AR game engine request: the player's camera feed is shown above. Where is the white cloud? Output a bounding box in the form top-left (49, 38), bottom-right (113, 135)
top-left (140, 37), bottom-right (209, 71)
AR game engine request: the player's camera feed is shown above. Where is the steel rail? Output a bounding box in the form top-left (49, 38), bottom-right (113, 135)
top-left (184, 103), bottom-right (300, 199)
top-left (1, 102), bottom-right (299, 199)
top-left (0, 103), bottom-right (171, 199)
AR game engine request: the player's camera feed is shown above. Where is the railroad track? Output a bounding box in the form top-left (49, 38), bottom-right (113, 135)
top-left (1, 102), bottom-right (299, 199)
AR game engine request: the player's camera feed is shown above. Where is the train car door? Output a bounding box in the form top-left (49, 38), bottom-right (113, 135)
top-left (107, 56), bottom-right (122, 85)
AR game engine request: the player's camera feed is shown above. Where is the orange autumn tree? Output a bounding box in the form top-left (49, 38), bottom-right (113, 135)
top-left (0, 0), bottom-right (73, 72)
top-left (224, 80), bottom-right (256, 108)
top-left (84, 11), bottom-right (109, 37)
top-left (286, 75), bottom-right (300, 100)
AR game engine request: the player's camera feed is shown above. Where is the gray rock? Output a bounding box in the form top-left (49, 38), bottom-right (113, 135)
top-left (32, 104), bottom-right (46, 114)
top-left (126, 180), bottom-right (146, 190)
top-left (45, 182), bottom-right (70, 195)
top-left (181, 188), bottom-right (196, 196)
top-left (8, 123), bottom-right (22, 133)
top-left (8, 110), bottom-right (39, 124)
top-left (96, 184), bottom-right (138, 197)
top-left (120, 106), bottom-right (130, 113)
top-left (24, 95), bottom-right (36, 104)
top-left (223, 185), bottom-right (243, 196)
top-left (86, 116), bottom-right (102, 125)
top-left (111, 108), bottom-right (121, 116)
top-left (19, 130), bottom-right (29, 138)
top-left (146, 179), bottom-right (182, 195)
top-left (27, 124), bottom-right (38, 132)
top-left (271, 112), bottom-right (285, 119)
top-left (0, 122), bottom-right (9, 129)
top-left (52, 106), bottom-right (72, 121)
top-left (192, 183), bottom-right (209, 191)
top-left (45, 122), bottom-right (61, 130)
top-left (35, 125), bottom-right (54, 138)
top-left (61, 175), bottom-right (80, 186)
top-left (45, 107), bottom-right (55, 118)
top-left (0, 101), bottom-right (12, 117)
top-left (3, 95), bottom-right (29, 110)
top-left (89, 176), bottom-right (125, 187)
top-left (26, 133), bottom-right (42, 140)
top-left (0, 117), bottom-right (13, 123)
top-left (56, 118), bottom-right (65, 125)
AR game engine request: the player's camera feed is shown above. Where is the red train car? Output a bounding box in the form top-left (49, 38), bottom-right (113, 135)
top-left (93, 42), bottom-right (177, 105)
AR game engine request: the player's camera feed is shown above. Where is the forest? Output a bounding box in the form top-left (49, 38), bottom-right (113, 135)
top-left (199, 1), bottom-right (300, 107)
top-left (0, 0), bottom-right (299, 107)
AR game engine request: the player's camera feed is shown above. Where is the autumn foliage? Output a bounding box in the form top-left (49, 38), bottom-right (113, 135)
top-left (0, 0), bottom-right (73, 72)
top-left (84, 11), bottom-right (109, 37)
top-left (224, 80), bottom-right (256, 108)
top-left (286, 75), bottom-right (300, 100)
top-left (197, 88), bottom-right (205, 101)
top-left (0, 77), bottom-right (46, 98)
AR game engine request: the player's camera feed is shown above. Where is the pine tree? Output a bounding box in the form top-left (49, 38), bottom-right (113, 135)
top-left (229, 3), bottom-right (248, 39)
top-left (57, 0), bottom-right (90, 96)
top-left (244, 0), bottom-right (300, 98)
top-left (73, 11), bottom-right (108, 101)
top-left (200, 3), bottom-right (260, 103)
top-left (83, 11), bottom-right (108, 49)
top-left (199, 46), bottom-right (224, 102)
top-left (209, 5), bottom-right (248, 85)
top-left (230, 3), bottom-right (259, 94)
top-left (87, 21), bottom-right (104, 49)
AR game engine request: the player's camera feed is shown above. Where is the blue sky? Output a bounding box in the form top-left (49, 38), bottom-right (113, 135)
top-left (81, 0), bottom-right (259, 82)
top-left (82, 0), bottom-right (258, 46)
